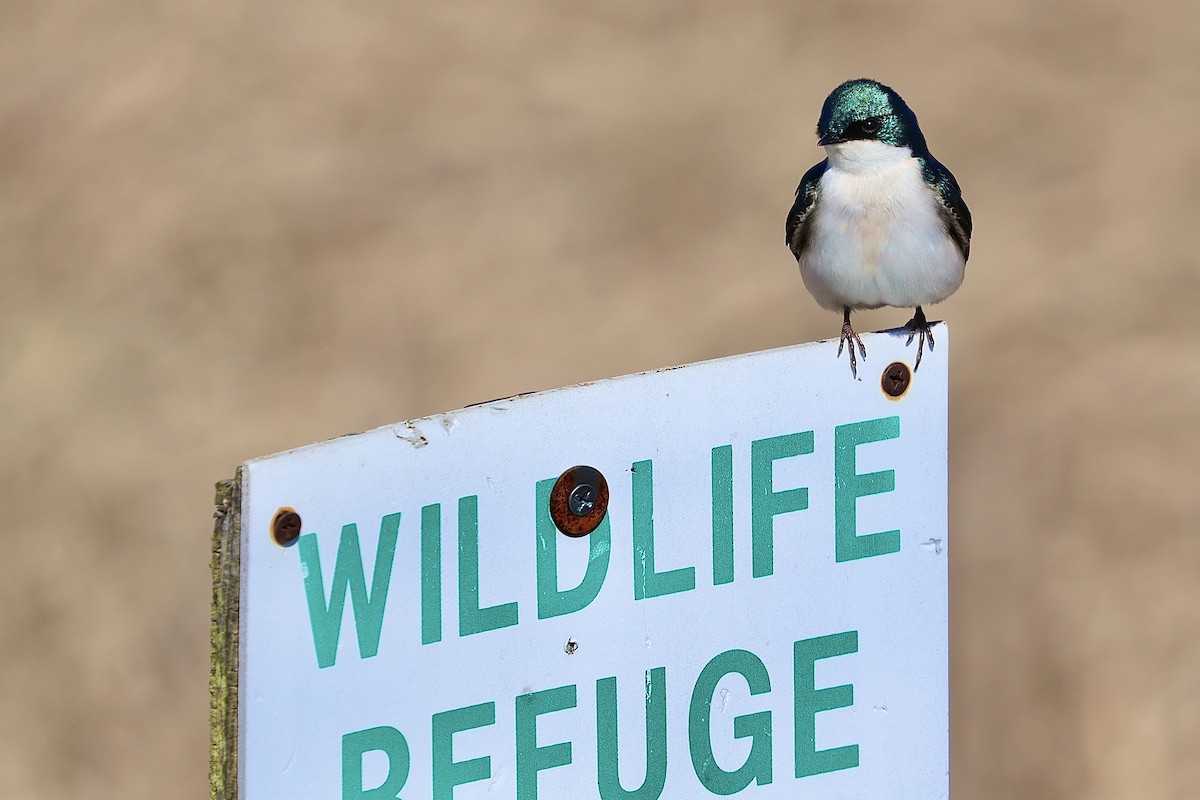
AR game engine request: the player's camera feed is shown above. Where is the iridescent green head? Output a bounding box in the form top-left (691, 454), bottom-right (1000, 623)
top-left (816, 78), bottom-right (926, 152)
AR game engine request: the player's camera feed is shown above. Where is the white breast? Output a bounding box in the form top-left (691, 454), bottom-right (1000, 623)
top-left (799, 140), bottom-right (965, 312)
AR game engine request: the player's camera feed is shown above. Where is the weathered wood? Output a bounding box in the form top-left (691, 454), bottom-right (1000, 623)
top-left (210, 472), bottom-right (241, 800)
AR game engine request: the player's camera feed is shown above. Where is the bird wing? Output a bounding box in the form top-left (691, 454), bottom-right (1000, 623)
top-left (919, 155), bottom-right (973, 262)
top-left (785, 159), bottom-right (828, 259)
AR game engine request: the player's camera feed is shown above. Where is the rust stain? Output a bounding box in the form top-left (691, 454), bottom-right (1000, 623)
top-left (881, 361), bottom-right (911, 399)
top-left (549, 465), bottom-right (609, 537)
top-left (271, 507), bottom-right (301, 547)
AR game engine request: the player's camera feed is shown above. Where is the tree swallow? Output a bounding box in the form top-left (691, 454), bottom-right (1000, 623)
top-left (786, 78), bottom-right (972, 377)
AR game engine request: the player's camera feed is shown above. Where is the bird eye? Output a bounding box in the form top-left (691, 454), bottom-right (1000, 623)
top-left (861, 118), bottom-right (881, 134)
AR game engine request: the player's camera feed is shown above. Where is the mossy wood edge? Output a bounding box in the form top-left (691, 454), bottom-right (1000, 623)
top-left (211, 471), bottom-right (242, 800)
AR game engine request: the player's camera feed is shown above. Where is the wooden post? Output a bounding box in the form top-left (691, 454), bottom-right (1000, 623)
top-left (210, 472), bottom-right (241, 800)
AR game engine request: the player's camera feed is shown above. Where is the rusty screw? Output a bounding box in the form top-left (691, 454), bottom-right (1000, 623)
top-left (881, 361), bottom-right (912, 398)
top-left (272, 508), bottom-right (302, 546)
top-left (550, 465), bottom-right (609, 537)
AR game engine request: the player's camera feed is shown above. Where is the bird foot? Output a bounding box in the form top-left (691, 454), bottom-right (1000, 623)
top-left (837, 308), bottom-right (867, 379)
top-left (904, 307), bottom-right (934, 371)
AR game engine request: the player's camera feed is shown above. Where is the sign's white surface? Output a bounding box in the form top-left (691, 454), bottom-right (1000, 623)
top-left (240, 327), bottom-right (949, 798)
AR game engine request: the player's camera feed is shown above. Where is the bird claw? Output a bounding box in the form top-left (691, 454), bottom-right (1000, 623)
top-left (904, 307), bottom-right (934, 371)
top-left (837, 309), bottom-right (867, 379)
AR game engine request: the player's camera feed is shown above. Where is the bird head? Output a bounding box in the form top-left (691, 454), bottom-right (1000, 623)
top-left (815, 78), bottom-right (926, 153)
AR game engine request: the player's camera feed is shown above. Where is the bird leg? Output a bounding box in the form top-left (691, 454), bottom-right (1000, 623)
top-left (904, 306), bottom-right (934, 371)
top-left (837, 306), bottom-right (867, 379)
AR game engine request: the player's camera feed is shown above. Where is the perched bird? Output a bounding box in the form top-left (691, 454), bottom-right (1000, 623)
top-left (786, 78), bottom-right (971, 377)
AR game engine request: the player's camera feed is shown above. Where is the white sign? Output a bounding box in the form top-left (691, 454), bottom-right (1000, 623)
top-left (237, 327), bottom-right (949, 799)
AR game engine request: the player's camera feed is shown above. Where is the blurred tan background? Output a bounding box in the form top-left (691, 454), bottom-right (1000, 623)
top-left (2, 1), bottom-right (1198, 798)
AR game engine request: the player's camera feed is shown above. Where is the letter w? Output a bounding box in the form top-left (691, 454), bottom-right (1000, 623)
top-left (298, 513), bottom-right (400, 669)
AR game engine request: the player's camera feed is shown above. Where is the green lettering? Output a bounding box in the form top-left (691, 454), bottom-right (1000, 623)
top-left (834, 417), bottom-right (900, 562)
top-left (298, 513), bottom-right (400, 669)
top-left (516, 685), bottom-right (577, 799)
top-left (794, 630), bottom-right (859, 777)
top-left (597, 669), bottom-right (668, 799)
top-left (342, 726), bottom-right (409, 800)
top-left (458, 495), bottom-right (519, 636)
top-left (536, 478), bottom-right (612, 619)
top-left (632, 460), bottom-right (696, 599)
top-left (688, 649), bottom-right (773, 794)
top-left (432, 702), bottom-right (494, 798)
top-left (421, 504), bottom-right (442, 645)
top-left (711, 445), bottom-right (734, 586)
top-left (750, 432), bottom-right (813, 577)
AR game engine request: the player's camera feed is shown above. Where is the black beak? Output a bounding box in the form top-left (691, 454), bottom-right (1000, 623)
top-left (817, 131), bottom-right (845, 146)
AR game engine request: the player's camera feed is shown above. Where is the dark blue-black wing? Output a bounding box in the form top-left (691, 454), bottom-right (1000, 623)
top-left (785, 159), bottom-right (828, 260)
top-left (919, 154), bottom-right (972, 261)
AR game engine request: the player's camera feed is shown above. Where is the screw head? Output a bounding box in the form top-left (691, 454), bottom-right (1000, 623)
top-left (550, 465), bottom-right (609, 537)
top-left (568, 484), bottom-right (596, 516)
top-left (271, 508), bottom-right (302, 546)
top-left (881, 361), bottom-right (912, 398)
